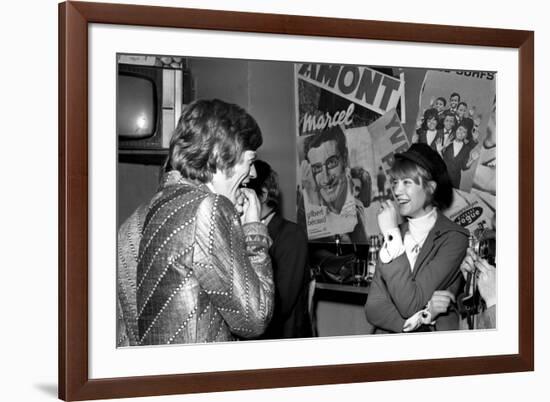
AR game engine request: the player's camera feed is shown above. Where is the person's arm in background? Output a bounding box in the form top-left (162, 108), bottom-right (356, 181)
top-left (271, 223), bottom-right (309, 323)
top-left (476, 259), bottom-right (496, 309)
top-left (461, 253), bottom-right (496, 329)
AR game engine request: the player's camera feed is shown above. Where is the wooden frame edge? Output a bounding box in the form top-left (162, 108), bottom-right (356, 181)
top-left (59, 1), bottom-right (90, 400)
top-left (517, 31), bottom-right (534, 371)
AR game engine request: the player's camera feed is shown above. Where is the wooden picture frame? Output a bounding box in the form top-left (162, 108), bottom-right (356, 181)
top-left (59, 1), bottom-right (534, 400)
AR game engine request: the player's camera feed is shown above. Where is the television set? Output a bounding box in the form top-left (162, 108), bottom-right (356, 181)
top-left (117, 63), bottom-right (185, 151)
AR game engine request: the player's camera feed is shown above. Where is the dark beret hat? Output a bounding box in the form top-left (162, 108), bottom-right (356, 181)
top-left (394, 143), bottom-right (454, 209)
top-left (395, 143), bottom-right (446, 179)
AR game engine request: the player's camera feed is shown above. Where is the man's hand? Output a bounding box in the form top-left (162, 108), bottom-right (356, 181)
top-left (460, 249), bottom-right (497, 307)
top-left (460, 248), bottom-right (477, 279)
top-left (476, 259), bottom-right (496, 308)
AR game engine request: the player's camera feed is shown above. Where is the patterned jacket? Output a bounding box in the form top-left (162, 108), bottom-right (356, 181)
top-left (117, 171), bottom-right (274, 346)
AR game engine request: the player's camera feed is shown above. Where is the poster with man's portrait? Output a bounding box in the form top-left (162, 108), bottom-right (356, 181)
top-left (294, 63), bottom-right (409, 242)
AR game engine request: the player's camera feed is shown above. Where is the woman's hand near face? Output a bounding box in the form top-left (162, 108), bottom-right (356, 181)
top-left (377, 199), bottom-right (399, 233)
top-left (238, 188), bottom-right (261, 224)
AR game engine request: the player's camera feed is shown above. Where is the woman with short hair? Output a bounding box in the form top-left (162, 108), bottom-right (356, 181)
top-left (365, 143), bottom-right (468, 333)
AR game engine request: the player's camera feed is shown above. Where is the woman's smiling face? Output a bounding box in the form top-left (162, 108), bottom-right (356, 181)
top-left (391, 174), bottom-right (434, 219)
top-left (426, 117), bottom-right (438, 130)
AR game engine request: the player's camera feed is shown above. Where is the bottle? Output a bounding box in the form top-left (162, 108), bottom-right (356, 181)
top-left (334, 234), bottom-right (342, 256)
top-left (366, 235), bottom-right (380, 282)
top-left (468, 234), bottom-right (476, 250)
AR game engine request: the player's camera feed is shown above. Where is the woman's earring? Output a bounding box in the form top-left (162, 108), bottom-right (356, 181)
top-left (429, 181), bottom-right (437, 195)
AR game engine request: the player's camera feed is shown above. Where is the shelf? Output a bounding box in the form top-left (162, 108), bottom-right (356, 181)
top-left (315, 282), bottom-right (370, 295)
top-left (118, 149), bottom-right (168, 165)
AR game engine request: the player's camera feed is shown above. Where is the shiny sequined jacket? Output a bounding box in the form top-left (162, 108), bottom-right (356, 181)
top-left (117, 171), bottom-right (274, 346)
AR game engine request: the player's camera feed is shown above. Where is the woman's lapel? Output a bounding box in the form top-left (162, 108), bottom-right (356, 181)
top-left (411, 214), bottom-right (443, 276)
top-left (412, 229), bottom-right (437, 276)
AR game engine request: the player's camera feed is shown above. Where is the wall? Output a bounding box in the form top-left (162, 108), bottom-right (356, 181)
top-left (190, 57), bottom-right (298, 220)
top-left (248, 61), bottom-right (297, 220)
top-left (117, 163), bottom-right (162, 227)
top-left (4, 1), bottom-right (547, 402)
top-left (118, 57), bottom-right (297, 225)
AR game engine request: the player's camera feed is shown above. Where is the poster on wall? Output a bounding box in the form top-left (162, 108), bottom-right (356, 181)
top-left (295, 63), bottom-right (497, 242)
top-left (294, 63), bottom-right (406, 243)
top-left (415, 70), bottom-right (496, 193)
top-left (295, 63), bottom-right (405, 137)
top-left (414, 70), bottom-right (496, 233)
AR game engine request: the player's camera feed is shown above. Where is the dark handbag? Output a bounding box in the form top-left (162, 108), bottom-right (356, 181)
top-left (313, 249), bottom-right (355, 284)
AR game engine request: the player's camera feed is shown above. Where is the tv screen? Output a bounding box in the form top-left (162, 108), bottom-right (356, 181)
top-left (117, 74), bottom-right (157, 139)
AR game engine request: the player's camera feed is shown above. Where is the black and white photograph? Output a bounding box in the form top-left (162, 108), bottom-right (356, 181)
top-left (116, 54), bottom-right (498, 346)
top-left (6, 0), bottom-right (548, 400)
